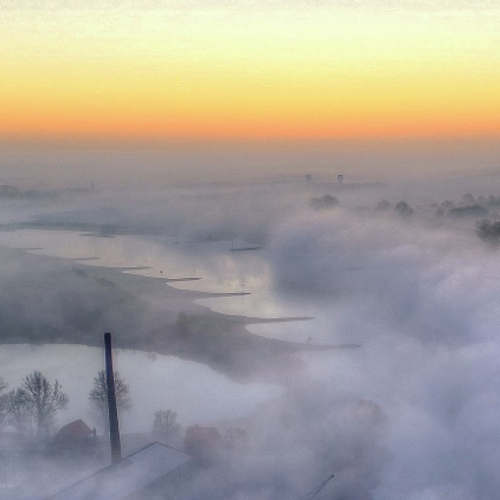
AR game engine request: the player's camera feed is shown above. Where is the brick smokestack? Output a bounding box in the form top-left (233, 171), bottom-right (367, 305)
top-left (104, 332), bottom-right (122, 464)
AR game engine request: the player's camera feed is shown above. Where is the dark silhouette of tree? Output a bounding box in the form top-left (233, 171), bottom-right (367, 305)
top-left (18, 371), bottom-right (68, 435)
top-left (6, 388), bottom-right (33, 433)
top-left (449, 205), bottom-right (488, 218)
top-left (487, 195), bottom-right (500, 206)
top-left (310, 194), bottom-right (339, 210)
top-left (477, 220), bottom-right (500, 246)
top-left (439, 200), bottom-right (455, 213)
top-left (152, 409), bottom-right (180, 444)
top-left (394, 201), bottom-right (414, 217)
top-left (0, 379), bottom-right (9, 429)
top-left (89, 370), bottom-right (132, 433)
top-left (463, 193), bottom-right (475, 204)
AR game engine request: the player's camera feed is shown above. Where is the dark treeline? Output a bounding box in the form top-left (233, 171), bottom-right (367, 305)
top-left (0, 371), bottom-right (68, 436)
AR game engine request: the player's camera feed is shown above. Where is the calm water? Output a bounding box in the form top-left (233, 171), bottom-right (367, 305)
top-left (0, 344), bottom-right (283, 432)
top-left (0, 227), bottom-right (350, 431)
top-left (0, 228), bottom-right (336, 343)
top-left (0, 228), bottom-right (295, 432)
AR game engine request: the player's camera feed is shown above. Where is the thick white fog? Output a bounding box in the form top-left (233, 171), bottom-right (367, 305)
top-left (1, 162), bottom-right (500, 499)
top-left (270, 208), bottom-right (500, 499)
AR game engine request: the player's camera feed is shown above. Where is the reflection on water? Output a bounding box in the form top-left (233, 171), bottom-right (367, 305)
top-left (0, 228), bottom-right (334, 343)
top-left (0, 344), bottom-right (283, 432)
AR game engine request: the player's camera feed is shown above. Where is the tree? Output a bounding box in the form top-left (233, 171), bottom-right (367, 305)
top-left (449, 205), bottom-right (488, 218)
top-left (0, 378), bottom-right (9, 429)
top-left (89, 370), bottom-right (132, 433)
top-left (463, 193), bottom-right (475, 204)
top-left (477, 220), bottom-right (500, 246)
top-left (152, 409), bottom-right (180, 444)
top-left (394, 201), bottom-right (414, 218)
top-left (440, 200), bottom-right (456, 211)
top-left (6, 388), bottom-right (33, 434)
top-left (310, 194), bottom-right (339, 210)
top-left (18, 371), bottom-right (69, 435)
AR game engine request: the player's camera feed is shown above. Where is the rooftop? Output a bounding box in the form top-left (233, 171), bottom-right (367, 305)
top-left (46, 441), bottom-right (193, 500)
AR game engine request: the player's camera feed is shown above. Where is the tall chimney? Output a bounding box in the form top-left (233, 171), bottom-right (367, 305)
top-left (104, 332), bottom-right (122, 464)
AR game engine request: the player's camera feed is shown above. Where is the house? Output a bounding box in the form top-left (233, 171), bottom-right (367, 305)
top-left (45, 441), bottom-right (197, 500)
top-left (49, 419), bottom-right (98, 460)
top-left (52, 419), bottom-right (95, 446)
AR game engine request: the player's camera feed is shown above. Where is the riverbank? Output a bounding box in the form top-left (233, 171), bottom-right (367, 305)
top-left (0, 245), bottom-right (351, 385)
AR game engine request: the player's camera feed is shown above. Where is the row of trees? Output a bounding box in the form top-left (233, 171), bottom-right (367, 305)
top-left (0, 370), bottom-right (133, 436)
top-left (88, 372), bottom-right (183, 445)
top-left (0, 371), bottom-right (68, 435)
top-left (1, 370), bottom-right (183, 445)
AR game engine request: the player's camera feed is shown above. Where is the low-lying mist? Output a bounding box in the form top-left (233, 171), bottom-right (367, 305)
top-left (1, 168), bottom-right (500, 499)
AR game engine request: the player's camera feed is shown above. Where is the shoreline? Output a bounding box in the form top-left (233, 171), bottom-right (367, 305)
top-left (0, 244), bottom-right (354, 385)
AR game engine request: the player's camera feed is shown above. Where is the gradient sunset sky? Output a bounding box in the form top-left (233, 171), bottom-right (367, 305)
top-left (1, 0), bottom-right (499, 146)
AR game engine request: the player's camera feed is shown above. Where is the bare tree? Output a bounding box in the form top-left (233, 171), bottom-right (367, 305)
top-left (18, 371), bottom-right (69, 435)
top-left (89, 370), bottom-right (132, 433)
top-left (0, 378), bottom-right (9, 430)
top-left (6, 388), bottom-right (33, 434)
top-left (152, 409), bottom-right (180, 444)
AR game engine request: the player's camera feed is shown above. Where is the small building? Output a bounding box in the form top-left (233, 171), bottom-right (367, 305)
top-left (46, 442), bottom-right (197, 500)
top-left (50, 419), bottom-right (98, 459)
top-left (53, 419), bottom-right (95, 445)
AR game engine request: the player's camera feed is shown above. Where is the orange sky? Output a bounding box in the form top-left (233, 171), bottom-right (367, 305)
top-left (1, 1), bottom-right (500, 145)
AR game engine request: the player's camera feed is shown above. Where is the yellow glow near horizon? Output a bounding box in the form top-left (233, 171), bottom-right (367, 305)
top-left (1, 4), bottom-right (500, 143)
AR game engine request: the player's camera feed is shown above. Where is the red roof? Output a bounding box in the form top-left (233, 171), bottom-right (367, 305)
top-left (53, 419), bottom-right (93, 443)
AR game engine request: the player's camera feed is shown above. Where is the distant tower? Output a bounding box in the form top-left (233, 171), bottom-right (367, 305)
top-left (337, 174), bottom-right (344, 184)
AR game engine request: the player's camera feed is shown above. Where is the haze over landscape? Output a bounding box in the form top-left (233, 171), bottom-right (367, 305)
top-left (1, 1), bottom-right (500, 499)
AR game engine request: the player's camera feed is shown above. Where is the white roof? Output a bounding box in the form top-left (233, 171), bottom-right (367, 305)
top-left (47, 442), bottom-right (193, 500)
